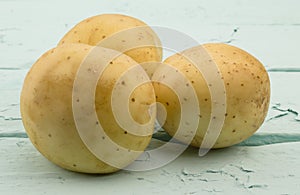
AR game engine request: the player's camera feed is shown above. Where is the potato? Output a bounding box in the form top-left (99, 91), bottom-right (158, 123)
top-left (152, 43), bottom-right (270, 148)
top-left (20, 43), bottom-right (156, 173)
top-left (58, 14), bottom-right (162, 76)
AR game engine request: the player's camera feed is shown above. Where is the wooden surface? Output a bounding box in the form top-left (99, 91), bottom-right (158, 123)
top-left (1, 0), bottom-right (300, 194)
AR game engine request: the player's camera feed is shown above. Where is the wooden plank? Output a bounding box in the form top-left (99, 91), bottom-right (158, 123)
top-left (0, 69), bottom-right (25, 134)
top-left (0, 1), bottom-right (300, 69)
top-left (1, 25), bottom-right (300, 70)
top-left (0, 138), bottom-right (299, 194)
top-left (1, 0), bottom-right (299, 26)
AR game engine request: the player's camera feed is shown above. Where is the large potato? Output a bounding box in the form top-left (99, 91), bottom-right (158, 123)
top-left (153, 43), bottom-right (270, 148)
top-left (20, 44), bottom-right (156, 173)
top-left (58, 14), bottom-right (162, 75)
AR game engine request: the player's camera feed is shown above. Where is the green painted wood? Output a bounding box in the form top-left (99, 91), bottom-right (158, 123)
top-left (0, 1), bottom-right (299, 194)
top-left (0, 138), bottom-right (299, 194)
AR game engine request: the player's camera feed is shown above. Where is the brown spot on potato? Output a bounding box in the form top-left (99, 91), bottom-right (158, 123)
top-left (124, 131), bottom-right (128, 134)
top-left (232, 115), bottom-right (236, 118)
top-left (48, 134), bottom-right (52, 137)
top-left (102, 35), bottom-right (106, 39)
top-left (166, 102), bottom-right (169, 106)
top-left (67, 56), bottom-right (71, 60)
top-left (131, 98), bottom-right (135, 102)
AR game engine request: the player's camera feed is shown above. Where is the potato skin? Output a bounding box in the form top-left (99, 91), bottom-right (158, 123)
top-left (20, 44), bottom-right (155, 173)
top-left (154, 43), bottom-right (270, 148)
top-left (58, 14), bottom-right (162, 68)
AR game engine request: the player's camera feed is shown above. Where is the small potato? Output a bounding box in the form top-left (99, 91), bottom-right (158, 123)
top-left (20, 44), bottom-right (156, 173)
top-left (58, 14), bottom-right (162, 76)
top-left (153, 43), bottom-right (270, 148)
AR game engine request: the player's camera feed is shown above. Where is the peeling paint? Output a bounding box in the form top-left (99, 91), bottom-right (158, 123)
top-left (269, 103), bottom-right (300, 121)
top-left (229, 164), bottom-right (254, 173)
top-left (224, 27), bottom-right (239, 43)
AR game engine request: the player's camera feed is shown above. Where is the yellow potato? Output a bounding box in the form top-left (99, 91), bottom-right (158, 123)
top-left (20, 44), bottom-right (156, 173)
top-left (58, 14), bottom-right (162, 76)
top-left (153, 43), bottom-right (270, 148)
